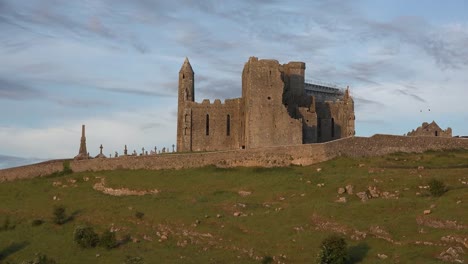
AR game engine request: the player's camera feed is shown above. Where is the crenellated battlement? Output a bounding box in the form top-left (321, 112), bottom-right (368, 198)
top-left (177, 57), bottom-right (355, 152)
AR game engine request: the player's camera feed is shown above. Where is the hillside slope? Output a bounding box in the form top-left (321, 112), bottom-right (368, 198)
top-left (0, 150), bottom-right (467, 263)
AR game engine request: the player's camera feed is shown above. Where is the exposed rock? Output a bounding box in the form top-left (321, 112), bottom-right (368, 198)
top-left (424, 210), bottom-right (432, 215)
top-left (377, 253), bottom-right (388, 259)
top-left (358, 163), bottom-right (365, 168)
top-left (356, 191), bottom-right (370, 202)
top-left (233, 212), bottom-right (242, 217)
top-left (93, 178), bottom-right (159, 196)
top-left (316, 168), bottom-right (322, 172)
top-left (335, 197), bottom-right (347, 203)
top-left (418, 166), bottom-right (425, 170)
top-left (337, 187), bottom-right (346, 194)
top-left (439, 246), bottom-right (465, 263)
top-left (417, 216), bottom-right (467, 230)
top-left (368, 186), bottom-right (380, 198)
top-left (345, 185), bottom-right (354, 195)
top-left (238, 190), bottom-right (252, 197)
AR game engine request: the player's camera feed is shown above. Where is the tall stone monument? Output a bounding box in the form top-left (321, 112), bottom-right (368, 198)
top-left (74, 125), bottom-right (89, 160)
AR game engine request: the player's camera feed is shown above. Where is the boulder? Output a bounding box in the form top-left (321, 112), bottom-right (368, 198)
top-left (345, 185), bottom-right (354, 195)
top-left (337, 187), bottom-right (346, 194)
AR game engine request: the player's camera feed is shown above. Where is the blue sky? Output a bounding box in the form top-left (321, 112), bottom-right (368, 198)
top-left (1, 0), bottom-right (468, 168)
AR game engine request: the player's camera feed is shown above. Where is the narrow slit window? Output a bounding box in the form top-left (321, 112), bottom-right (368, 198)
top-left (331, 118), bottom-right (335, 138)
top-left (206, 114), bottom-right (210, 136)
top-left (317, 118), bottom-right (321, 138)
top-left (227, 115), bottom-right (231, 136)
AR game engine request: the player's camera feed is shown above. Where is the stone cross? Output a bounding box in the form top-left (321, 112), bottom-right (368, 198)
top-left (142, 147), bottom-right (145, 155)
top-left (124, 145), bottom-right (128, 155)
top-left (100, 144), bottom-right (103, 154)
top-left (172, 144), bottom-right (175, 152)
top-left (154, 146), bottom-right (157, 153)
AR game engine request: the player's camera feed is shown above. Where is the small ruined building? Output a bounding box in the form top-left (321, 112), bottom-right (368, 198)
top-left (406, 121), bottom-right (452, 137)
top-left (177, 57), bottom-right (355, 152)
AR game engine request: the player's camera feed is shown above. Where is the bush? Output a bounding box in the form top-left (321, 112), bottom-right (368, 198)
top-left (52, 205), bottom-right (66, 225)
top-left (62, 160), bottom-right (72, 174)
top-left (99, 230), bottom-right (117, 249)
top-left (124, 256), bottom-right (144, 264)
top-left (135, 211), bottom-right (144, 219)
top-left (73, 226), bottom-right (99, 248)
top-left (428, 179), bottom-right (446, 197)
top-left (261, 256), bottom-right (273, 264)
top-left (317, 235), bottom-right (348, 264)
top-left (31, 219), bottom-right (44, 227)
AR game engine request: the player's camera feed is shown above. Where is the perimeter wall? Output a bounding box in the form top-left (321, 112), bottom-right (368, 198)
top-left (1, 134), bottom-right (468, 182)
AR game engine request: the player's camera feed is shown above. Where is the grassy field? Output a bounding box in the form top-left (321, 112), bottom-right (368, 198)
top-left (0, 150), bottom-right (467, 263)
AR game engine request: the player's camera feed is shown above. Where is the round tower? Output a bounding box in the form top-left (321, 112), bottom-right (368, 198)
top-left (177, 58), bottom-right (195, 152)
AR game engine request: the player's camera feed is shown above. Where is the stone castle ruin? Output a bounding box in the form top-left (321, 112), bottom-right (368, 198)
top-left (177, 57), bottom-right (355, 152)
top-left (406, 121), bottom-right (452, 138)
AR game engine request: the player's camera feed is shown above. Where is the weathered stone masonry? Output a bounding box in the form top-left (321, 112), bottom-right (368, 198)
top-left (2, 135), bottom-right (468, 182)
top-left (177, 57), bottom-right (355, 152)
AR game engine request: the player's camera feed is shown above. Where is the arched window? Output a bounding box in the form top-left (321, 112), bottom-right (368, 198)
top-left (185, 89), bottom-right (189, 100)
top-left (226, 115), bottom-right (231, 136)
top-left (206, 114), bottom-right (210, 136)
top-left (331, 118), bottom-right (335, 138)
top-left (435, 131), bottom-right (438, 136)
top-left (184, 127), bottom-right (189, 136)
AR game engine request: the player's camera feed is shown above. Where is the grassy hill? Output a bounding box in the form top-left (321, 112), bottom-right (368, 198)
top-left (0, 150), bottom-right (467, 263)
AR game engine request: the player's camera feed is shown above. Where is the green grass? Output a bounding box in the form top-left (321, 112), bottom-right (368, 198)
top-left (0, 150), bottom-right (467, 263)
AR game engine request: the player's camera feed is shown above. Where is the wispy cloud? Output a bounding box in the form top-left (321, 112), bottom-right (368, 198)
top-left (0, 78), bottom-right (43, 100)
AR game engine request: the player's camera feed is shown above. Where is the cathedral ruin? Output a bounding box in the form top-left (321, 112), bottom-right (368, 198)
top-left (177, 57), bottom-right (355, 152)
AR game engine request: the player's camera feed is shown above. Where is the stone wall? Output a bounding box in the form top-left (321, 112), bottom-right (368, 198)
top-left (0, 159), bottom-right (67, 182)
top-left (188, 98), bottom-right (242, 151)
top-left (2, 135), bottom-right (468, 182)
top-left (242, 58), bottom-right (303, 148)
top-left (407, 121), bottom-right (452, 138)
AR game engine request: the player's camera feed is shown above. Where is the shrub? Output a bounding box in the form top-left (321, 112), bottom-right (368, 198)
top-left (317, 235), bottom-right (348, 264)
top-left (428, 179), bottom-right (446, 197)
top-left (99, 230), bottom-right (117, 249)
top-left (135, 211), bottom-right (144, 219)
top-left (261, 256), bottom-right (273, 264)
top-left (73, 226), bottom-right (99, 248)
top-left (52, 205), bottom-right (66, 225)
top-left (124, 256), bottom-right (144, 264)
top-left (31, 219), bottom-right (44, 227)
top-left (62, 160), bottom-right (73, 174)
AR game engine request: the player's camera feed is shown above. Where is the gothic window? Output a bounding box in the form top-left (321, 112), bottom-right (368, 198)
top-left (184, 127), bottom-right (188, 136)
top-left (227, 115), bottom-right (231, 136)
top-left (206, 114), bottom-right (210, 136)
top-left (185, 89), bottom-right (189, 100)
top-left (331, 118), bottom-right (335, 138)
